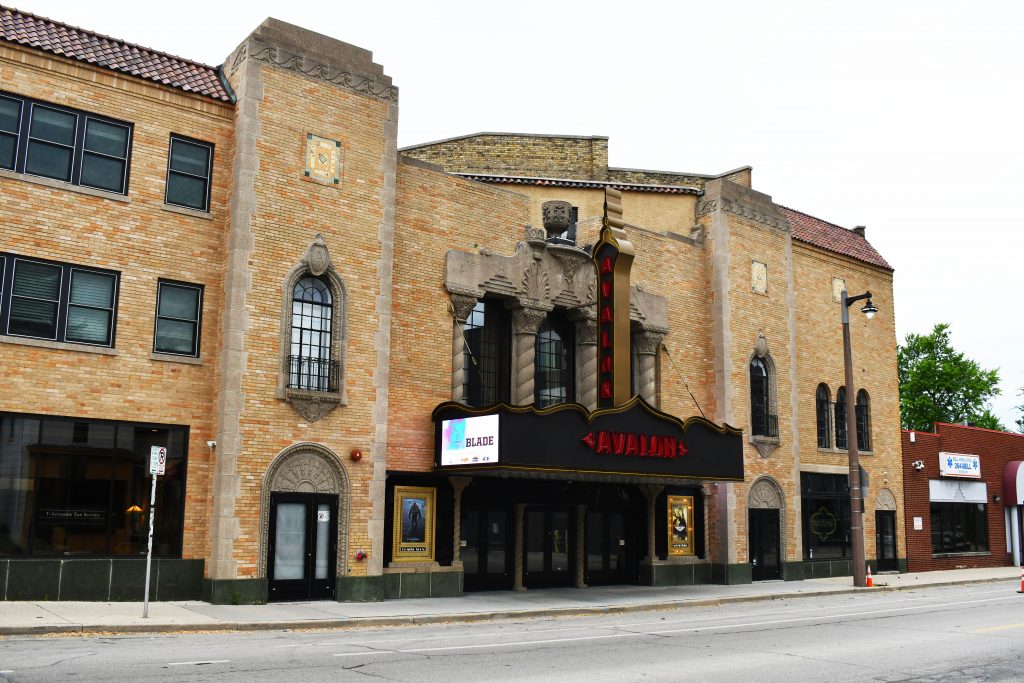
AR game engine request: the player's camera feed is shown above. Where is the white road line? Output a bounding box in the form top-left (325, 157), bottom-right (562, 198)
top-left (333, 632), bottom-right (647, 657)
top-left (328, 594), bottom-right (1019, 658)
top-left (648, 596), bottom-right (1018, 635)
top-left (167, 660), bottom-right (230, 666)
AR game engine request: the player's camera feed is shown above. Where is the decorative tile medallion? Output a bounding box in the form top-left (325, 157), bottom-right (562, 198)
top-left (305, 134), bottom-right (342, 185)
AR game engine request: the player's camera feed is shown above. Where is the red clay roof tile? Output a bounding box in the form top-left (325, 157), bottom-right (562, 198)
top-left (779, 205), bottom-right (893, 271)
top-left (0, 6), bottom-right (231, 102)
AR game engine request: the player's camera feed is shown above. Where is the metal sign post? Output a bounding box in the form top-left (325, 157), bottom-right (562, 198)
top-left (143, 446), bottom-right (166, 618)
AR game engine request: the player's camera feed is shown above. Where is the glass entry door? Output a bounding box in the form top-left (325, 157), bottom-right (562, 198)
top-left (749, 508), bottom-right (781, 581)
top-left (875, 510), bottom-right (898, 572)
top-left (524, 507), bottom-right (573, 588)
top-left (461, 507), bottom-right (511, 591)
top-left (268, 492), bottom-right (338, 601)
top-left (585, 511), bottom-right (627, 585)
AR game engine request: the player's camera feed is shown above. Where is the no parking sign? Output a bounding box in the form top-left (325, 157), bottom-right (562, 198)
top-left (150, 446), bottom-right (167, 475)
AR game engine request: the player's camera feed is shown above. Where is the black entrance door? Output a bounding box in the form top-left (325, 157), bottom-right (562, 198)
top-left (585, 510), bottom-right (628, 585)
top-left (461, 507), bottom-right (512, 591)
top-left (268, 492), bottom-right (338, 601)
top-left (524, 507), bottom-right (573, 588)
top-left (875, 510), bottom-right (897, 572)
top-left (749, 508), bottom-right (781, 581)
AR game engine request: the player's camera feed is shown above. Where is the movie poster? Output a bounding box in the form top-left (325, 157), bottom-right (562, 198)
top-left (392, 486), bottom-right (436, 561)
top-left (667, 495), bottom-right (695, 556)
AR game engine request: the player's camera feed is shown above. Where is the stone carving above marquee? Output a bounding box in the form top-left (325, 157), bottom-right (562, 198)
top-left (444, 225), bottom-right (668, 332)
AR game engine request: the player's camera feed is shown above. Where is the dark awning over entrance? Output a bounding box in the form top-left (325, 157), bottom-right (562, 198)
top-left (432, 397), bottom-right (744, 482)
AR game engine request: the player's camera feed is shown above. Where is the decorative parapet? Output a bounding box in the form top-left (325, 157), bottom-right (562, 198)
top-left (227, 19), bottom-right (397, 102)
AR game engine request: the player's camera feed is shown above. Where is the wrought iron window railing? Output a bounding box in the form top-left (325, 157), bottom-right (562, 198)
top-left (287, 355), bottom-right (339, 392)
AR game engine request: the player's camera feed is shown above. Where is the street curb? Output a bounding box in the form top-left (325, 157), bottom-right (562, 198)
top-left (0, 575), bottom-right (1015, 637)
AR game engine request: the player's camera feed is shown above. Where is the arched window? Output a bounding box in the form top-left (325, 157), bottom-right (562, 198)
top-left (535, 312), bottom-right (574, 408)
top-left (856, 390), bottom-right (871, 451)
top-left (463, 299), bottom-right (511, 407)
top-left (289, 276), bottom-right (335, 391)
top-left (816, 384), bottom-right (832, 448)
top-left (750, 358), bottom-right (773, 436)
top-left (835, 387), bottom-right (848, 450)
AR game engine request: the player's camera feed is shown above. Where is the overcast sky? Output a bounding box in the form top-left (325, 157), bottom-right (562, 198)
top-left (12, 0), bottom-right (1023, 428)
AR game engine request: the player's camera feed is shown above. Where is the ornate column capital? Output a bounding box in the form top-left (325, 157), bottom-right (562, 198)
top-left (571, 311), bottom-right (598, 345)
top-left (511, 305), bottom-right (550, 335)
top-left (449, 293), bottom-right (479, 324)
top-left (633, 329), bottom-right (665, 356)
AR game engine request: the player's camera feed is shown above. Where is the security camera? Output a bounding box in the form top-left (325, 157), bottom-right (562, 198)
top-left (206, 440), bottom-right (217, 448)
top-left (912, 460), bottom-right (924, 471)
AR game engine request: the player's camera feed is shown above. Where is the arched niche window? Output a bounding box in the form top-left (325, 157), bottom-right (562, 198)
top-left (290, 276), bottom-right (335, 391)
top-left (750, 357), bottom-right (776, 437)
top-left (463, 299), bottom-right (511, 407)
top-left (535, 310), bottom-right (575, 408)
top-left (835, 387), bottom-right (848, 450)
top-left (816, 384), bottom-right (832, 448)
top-left (856, 390), bottom-right (871, 451)
top-left (277, 235), bottom-right (348, 422)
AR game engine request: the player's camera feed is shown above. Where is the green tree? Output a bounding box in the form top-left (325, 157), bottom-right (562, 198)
top-left (897, 323), bottom-right (1002, 431)
top-left (1015, 388), bottom-right (1024, 433)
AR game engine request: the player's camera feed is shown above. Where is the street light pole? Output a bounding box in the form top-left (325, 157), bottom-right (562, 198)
top-left (841, 289), bottom-right (876, 588)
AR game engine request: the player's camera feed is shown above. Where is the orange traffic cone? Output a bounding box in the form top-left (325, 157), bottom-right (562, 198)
top-left (1017, 566), bottom-right (1023, 594)
top-left (866, 564), bottom-right (874, 588)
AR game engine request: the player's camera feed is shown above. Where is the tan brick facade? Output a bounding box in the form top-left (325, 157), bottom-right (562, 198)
top-left (0, 11), bottom-right (903, 602)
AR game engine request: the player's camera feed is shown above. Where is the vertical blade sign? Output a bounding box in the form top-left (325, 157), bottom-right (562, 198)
top-left (593, 187), bottom-right (635, 408)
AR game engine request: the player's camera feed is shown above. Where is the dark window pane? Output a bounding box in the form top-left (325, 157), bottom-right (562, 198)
top-left (80, 153), bottom-right (125, 192)
top-left (13, 261), bottom-right (61, 299)
top-left (0, 133), bottom-right (15, 170)
top-left (25, 140), bottom-right (73, 181)
top-left (0, 96), bottom-right (20, 133)
top-left (65, 306), bottom-right (111, 344)
top-left (169, 139), bottom-right (210, 175)
top-left (9, 298), bottom-right (58, 337)
top-left (158, 285), bottom-right (199, 320)
top-left (84, 119), bottom-right (128, 157)
top-left (30, 106), bottom-right (76, 146)
top-left (166, 171), bottom-right (207, 210)
top-left (155, 318), bottom-right (196, 354)
top-left (70, 271), bottom-right (115, 309)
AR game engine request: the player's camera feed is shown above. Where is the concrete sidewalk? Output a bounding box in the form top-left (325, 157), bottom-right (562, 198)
top-left (0, 566), bottom-right (1019, 636)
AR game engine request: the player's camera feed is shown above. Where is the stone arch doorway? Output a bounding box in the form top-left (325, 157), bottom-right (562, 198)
top-left (748, 477), bottom-right (785, 581)
top-left (259, 443), bottom-right (350, 600)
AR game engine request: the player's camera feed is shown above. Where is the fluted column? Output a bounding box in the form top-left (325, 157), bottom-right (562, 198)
top-left (511, 306), bottom-right (549, 406)
top-left (633, 330), bottom-right (664, 407)
top-left (514, 503), bottom-right (527, 591)
top-left (573, 313), bottom-right (598, 410)
top-left (449, 294), bottom-right (479, 403)
top-left (642, 485), bottom-right (664, 561)
top-left (575, 504), bottom-right (587, 589)
top-left (450, 477), bottom-right (472, 566)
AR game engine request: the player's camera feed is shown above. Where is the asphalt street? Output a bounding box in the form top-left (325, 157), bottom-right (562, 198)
top-left (2, 583), bottom-right (1023, 681)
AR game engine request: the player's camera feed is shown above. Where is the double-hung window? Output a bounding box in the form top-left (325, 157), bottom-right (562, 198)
top-left (154, 281), bottom-right (203, 357)
top-left (165, 135), bottom-right (213, 212)
top-left (0, 254), bottom-right (119, 347)
top-left (0, 91), bottom-right (131, 194)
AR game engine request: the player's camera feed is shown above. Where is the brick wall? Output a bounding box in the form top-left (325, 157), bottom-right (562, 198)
top-left (388, 161), bottom-right (531, 472)
top-left (0, 43), bottom-right (235, 562)
top-left (220, 62), bottom-right (393, 577)
top-left (902, 423), bottom-right (1024, 571)
top-left (401, 134), bottom-right (610, 180)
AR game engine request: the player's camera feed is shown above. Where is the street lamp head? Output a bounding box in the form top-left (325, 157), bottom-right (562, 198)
top-left (861, 299), bottom-right (878, 319)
